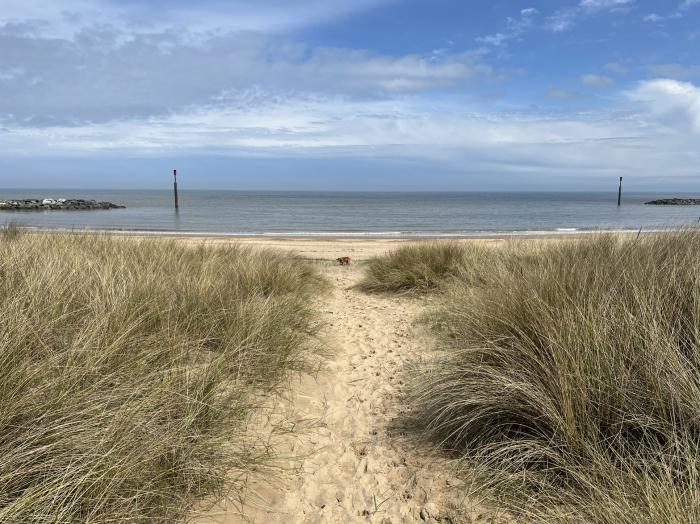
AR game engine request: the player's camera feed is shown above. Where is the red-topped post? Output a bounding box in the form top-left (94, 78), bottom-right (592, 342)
top-left (173, 169), bottom-right (179, 211)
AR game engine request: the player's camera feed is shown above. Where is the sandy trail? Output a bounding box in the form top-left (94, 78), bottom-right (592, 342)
top-left (201, 258), bottom-right (461, 523)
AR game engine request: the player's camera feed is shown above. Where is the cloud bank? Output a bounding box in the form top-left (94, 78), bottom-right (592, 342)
top-left (0, 26), bottom-right (490, 126)
top-left (1, 0), bottom-right (700, 188)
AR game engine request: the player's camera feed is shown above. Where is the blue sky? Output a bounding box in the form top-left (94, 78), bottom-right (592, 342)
top-left (0, 0), bottom-right (699, 190)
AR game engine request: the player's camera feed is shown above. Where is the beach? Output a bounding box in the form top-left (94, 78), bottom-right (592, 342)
top-left (188, 236), bottom-right (475, 523)
top-left (198, 249), bottom-right (456, 522)
top-left (168, 235), bottom-right (509, 261)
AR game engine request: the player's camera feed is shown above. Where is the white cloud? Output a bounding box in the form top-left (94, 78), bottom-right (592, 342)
top-left (642, 0), bottom-right (700, 22)
top-left (477, 33), bottom-right (509, 46)
top-left (0, 67), bottom-right (25, 81)
top-left (1, 0), bottom-right (699, 184)
top-left (302, 49), bottom-right (489, 92)
top-left (627, 79), bottom-right (700, 132)
top-left (0, 28), bottom-right (491, 125)
top-left (0, 0), bottom-right (396, 38)
top-left (0, 90), bottom-right (650, 154)
top-left (547, 0), bottom-right (634, 32)
top-left (2, 86), bottom-right (698, 186)
top-left (477, 7), bottom-right (538, 47)
top-left (2, 81), bottom-right (699, 182)
top-left (579, 0), bottom-right (634, 9)
top-left (581, 74), bottom-right (616, 88)
top-left (547, 10), bottom-right (579, 32)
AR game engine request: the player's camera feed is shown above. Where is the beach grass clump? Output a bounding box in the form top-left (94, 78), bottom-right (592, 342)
top-left (0, 222), bottom-right (22, 242)
top-left (0, 233), bottom-right (324, 523)
top-left (403, 232), bottom-right (700, 522)
top-left (358, 241), bottom-right (493, 293)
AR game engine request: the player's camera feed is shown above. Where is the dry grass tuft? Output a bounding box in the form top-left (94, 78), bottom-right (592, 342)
top-left (0, 233), bottom-right (325, 523)
top-left (372, 232), bottom-right (700, 523)
top-left (358, 242), bottom-right (494, 294)
top-left (0, 222), bottom-right (22, 242)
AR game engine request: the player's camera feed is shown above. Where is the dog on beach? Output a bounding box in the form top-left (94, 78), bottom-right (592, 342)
top-left (336, 256), bottom-right (351, 266)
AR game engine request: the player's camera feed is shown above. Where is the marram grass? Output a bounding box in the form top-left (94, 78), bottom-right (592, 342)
top-left (0, 232), bottom-right (325, 523)
top-left (358, 241), bottom-right (494, 294)
top-left (369, 233), bottom-right (700, 523)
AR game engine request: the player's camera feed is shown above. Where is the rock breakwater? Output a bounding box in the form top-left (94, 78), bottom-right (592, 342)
top-left (645, 198), bottom-right (700, 206)
top-left (0, 198), bottom-right (125, 211)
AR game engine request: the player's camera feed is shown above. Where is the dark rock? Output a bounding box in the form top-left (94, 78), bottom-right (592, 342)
top-left (0, 198), bottom-right (126, 211)
top-left (645, 198), bottom-right (700, 205)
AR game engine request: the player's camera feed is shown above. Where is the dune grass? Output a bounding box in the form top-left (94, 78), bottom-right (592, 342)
top-left (358, 241), bottom-right (492, 294)
top-left (0, 222), bottom-right (22, 241)
top-left (369, 234), bottom-right (700, 522)
top-left (0, 232), bottom-right (325, 523)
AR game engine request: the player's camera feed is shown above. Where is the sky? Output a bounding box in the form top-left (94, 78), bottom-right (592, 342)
top-left (0, 0), bottom-right (699, 190)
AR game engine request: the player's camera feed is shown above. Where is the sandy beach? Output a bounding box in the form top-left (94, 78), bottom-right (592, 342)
top-left (183, 236), bottom-right (511, 523)
top-left (137, 235), bottom-right (516, 261)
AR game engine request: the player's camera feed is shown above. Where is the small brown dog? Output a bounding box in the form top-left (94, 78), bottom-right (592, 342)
top-left (336, 256), bottom-right (351, 266)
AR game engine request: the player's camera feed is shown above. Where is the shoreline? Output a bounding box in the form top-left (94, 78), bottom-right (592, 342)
top-left (6, 225), bottom-right (662, 241)
top-left (6, 225), bottom-right (662, 262)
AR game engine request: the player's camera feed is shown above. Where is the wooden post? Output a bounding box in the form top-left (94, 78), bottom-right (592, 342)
top-left (173, 169), bottom-right (179, 211)
top-left (617, 176), bottom-right (623, 207)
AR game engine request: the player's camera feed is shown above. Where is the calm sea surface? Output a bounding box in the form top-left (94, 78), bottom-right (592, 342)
top-left (2, 190), bottom-right (700, 237)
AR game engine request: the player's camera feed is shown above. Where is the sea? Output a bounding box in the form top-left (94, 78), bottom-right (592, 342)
top-left (2, 189), bottom-right (700, 237)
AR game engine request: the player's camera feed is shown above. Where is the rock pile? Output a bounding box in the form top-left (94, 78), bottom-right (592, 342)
top-left (645, 198), bottom-right (700, 206)
top-left (0, 198), bottom-right (125, 210)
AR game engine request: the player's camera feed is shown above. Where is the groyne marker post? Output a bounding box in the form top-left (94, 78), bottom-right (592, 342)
top-left (173, 169), bottom-right (179, 211)
top-left (617, 176), bottom-right (623, 207)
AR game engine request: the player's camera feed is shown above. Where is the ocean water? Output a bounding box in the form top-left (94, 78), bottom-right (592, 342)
top-left (2, 189), bottom-right (700, 237)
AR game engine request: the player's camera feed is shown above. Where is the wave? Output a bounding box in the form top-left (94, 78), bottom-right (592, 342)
top-left (16, 225), bottom-right (667, 238)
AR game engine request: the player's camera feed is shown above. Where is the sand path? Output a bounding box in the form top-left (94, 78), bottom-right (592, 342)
top-left (201, 260), bottom-right (459, 523)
